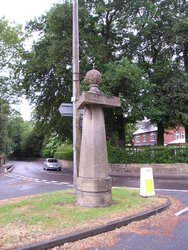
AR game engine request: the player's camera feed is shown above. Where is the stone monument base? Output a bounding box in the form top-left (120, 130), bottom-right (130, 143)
top-left (77, 177), bottom-right (112, 207)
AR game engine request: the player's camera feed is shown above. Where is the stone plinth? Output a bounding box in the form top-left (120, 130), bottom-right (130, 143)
top-left (77, 177), bottom-right (112, 207)
top-left (77, 91), bottom-right (121, 109)
top-left (76, 68), bottom-right (120, 207)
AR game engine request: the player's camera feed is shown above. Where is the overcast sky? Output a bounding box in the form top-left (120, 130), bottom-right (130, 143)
top-left (0, 0), bottom-right (62, 120)
top-left (0, 0), bottom-right (61, 25)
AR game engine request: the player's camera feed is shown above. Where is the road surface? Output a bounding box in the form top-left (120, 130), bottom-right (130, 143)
top-left (0, 160), bottom-right (73, 200)
top-left (99, 189), bottom-right (188, 250)
top-left (0, 160), bottom-right (188, 200)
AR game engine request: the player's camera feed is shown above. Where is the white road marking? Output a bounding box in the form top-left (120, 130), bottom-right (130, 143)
top-left (113, 186), bottom-right (188, 193)
top-left (175, 207), bottom-right (188, 216)
top-left (5, 174), bottom-right (187, 191)
top-left (153, 188), bottom-right (188, 193)
top-left (40, 169), bottom-right (72, 176)
top-left (5, 173), bottom-right (72, 186)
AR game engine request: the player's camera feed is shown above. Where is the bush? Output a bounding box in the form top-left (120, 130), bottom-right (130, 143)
top-left (107, 144), bottom-right (188, 164)
top-left (42, 149), bottom-right (52, 158)
top-left (53, 142), bottom-right (188, 164)
top-left (54, 143), bottom-right (73, 161)
top-left (41, 135), bottom-right (61, 158)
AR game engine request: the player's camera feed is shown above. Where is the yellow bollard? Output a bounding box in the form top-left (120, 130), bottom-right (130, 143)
top-left (140, 168), bottom-right (155, 197)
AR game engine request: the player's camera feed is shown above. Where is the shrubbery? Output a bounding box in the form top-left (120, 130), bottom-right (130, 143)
top-left (41, 135), bottom-right (62, 158)
top-left (42, 136), bottom-right (73, 161)
top-left (43, 139), bottom-right (188, 164)
top-left (108, 144), bottom-right (188, 164)
top-left (54, 143), bottom-right (73, 161)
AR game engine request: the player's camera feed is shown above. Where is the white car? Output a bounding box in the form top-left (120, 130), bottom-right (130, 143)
top-left (43, 158), bottom-right (61, 171)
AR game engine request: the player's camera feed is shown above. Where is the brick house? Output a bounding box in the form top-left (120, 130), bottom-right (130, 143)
top-left (133, 118), bottom-right (185, 146)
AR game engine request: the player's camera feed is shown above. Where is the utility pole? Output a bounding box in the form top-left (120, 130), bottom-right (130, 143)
top-left (72, 0), bottom-right (81, 191)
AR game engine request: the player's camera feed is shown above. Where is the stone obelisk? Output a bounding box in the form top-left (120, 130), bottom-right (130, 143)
top-left (76, 67), bottom-right (121, 207)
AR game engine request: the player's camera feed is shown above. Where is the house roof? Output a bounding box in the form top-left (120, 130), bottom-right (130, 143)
top-left (167, 138), bottom-right (185, 144)
top-left (133, 125), bottom-right (157, 135)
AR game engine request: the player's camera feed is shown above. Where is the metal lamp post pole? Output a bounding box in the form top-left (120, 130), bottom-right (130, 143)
top-left (73, 0), bottom-right (81, 192)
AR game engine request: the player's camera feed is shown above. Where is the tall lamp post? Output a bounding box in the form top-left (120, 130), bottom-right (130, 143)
top-left (72, 0), bottom-right (81, 191)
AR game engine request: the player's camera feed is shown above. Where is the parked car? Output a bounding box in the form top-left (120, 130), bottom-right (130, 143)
top-left (43, 158), bottom-right (61, 171)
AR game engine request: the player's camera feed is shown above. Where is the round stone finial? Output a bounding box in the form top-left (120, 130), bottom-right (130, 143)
top-left (85, 68), bottom-right (101, 93)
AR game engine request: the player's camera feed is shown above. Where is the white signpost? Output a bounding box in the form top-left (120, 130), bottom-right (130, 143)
top-left (58, 103), bottom-right (73, 117)
top-left (58, 103), bottom-right (83, 121)
top-left (140, 167), bottom-right (155, 197)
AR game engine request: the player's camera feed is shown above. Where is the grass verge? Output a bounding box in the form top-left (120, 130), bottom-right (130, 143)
top-left (0, 188), bottom-right (166, 249)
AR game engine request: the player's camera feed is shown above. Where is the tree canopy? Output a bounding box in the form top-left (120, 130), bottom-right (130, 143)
top-left (0, 17), bottom-right (25, 101)
top-left (1, 0), bottom-right (187, 149)
top-left (0, 17), bottom-right (25, 156)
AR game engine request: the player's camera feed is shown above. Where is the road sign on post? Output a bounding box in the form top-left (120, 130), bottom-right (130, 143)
top-left (58, 103), bottom-right (83, 120)
top-left (58, 103), bottom-right (73, 117)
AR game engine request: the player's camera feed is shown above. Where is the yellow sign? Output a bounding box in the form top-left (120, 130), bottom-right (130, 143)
top-left (145, 179), bottom-right (153, 194)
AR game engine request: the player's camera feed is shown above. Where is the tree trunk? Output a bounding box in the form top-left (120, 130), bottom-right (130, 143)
top-left (183, 42), bottom-right (188, 73)
top-left (116, 113), bottom-right (125, 147)
top-left (183, 43), bottom-right (188, 143)
top-left (157, 122), bottom-right (164, 146)
top-left (185, 124), bottom-right (188, 143)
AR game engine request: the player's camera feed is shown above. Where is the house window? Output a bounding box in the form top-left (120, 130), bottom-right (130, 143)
top-left (176, 131), bottom-right (179, 140)
top-left (181, 132), bottom-right (185, 139)
top-left (143, 134), bottom-right (146, 142)
top-left (150, 132), bottom-right (155, 142)
top-left (136, 135), bottom-right (140, 143)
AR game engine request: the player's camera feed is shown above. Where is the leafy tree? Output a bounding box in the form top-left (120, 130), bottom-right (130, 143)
top-left (122, 0), bottom-right (188, 145)
top-left (172, 1), bottom-right (188, 141)
top-left (0, 17), bottom-right (25, 101)
top-left (23, 2), bottom-right (75, 139)
top-left (41, 134), bottom-right (62, 157)
top-left (164, 71), bottom-right (188, 142)
top-left (21, 129), bottom-right (43, 158)
top-left (22, 0), bottom-right (188, 147)
top-left (4, 109), bottom-right (36, 158)
top-left (22, 1), bottom-right (138, 144)
top-left (0, 100), bottom-right (9, 156)
top-left (7, 110), bottom-right (24, 157)
top-left (0, 17), bottom-right (25, 154)
top-left (101, 58), bottom-right (146, 145)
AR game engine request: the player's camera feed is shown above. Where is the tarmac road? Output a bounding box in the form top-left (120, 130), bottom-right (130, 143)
top-left (98, 190), bottom-right (188, 250)
top-left (112, 174), bottom-right (188, 191)
top-left (0, 160), bottom-right (188, 200)
top-left (0, 160), bottom-right (73, 200)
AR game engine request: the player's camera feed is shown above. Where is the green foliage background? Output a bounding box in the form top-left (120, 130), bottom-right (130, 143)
top-left (1, 1), bottom-right (188, 158)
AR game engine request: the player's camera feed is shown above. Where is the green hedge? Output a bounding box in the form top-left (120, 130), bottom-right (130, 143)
top-left (108, 145), bottom-right (188, 164)
top-left (54, 144), bottom-right (73, 161)
top-left (42, 149), bottom-right (52, 158)
top-left (54, 151), bottom-right (73, 161)
top-left (53, 142), bottom-right (188, 164)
